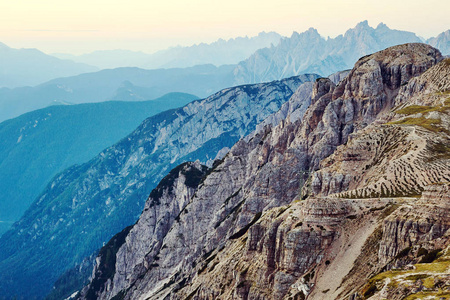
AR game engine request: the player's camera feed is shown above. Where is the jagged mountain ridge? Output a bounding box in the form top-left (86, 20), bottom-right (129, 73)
top-left (427, 29), bottom-right (450, 56)
top-left (233, 21), bottom-right (449, 83)
top-left (53, 32), bottom-right (282, 70)
top-left (79, 44), bottom-right (449, 300)
top-left (0, 74), bottom-right (318, 300)
top-left (0, 92), bottom-right (197, 237)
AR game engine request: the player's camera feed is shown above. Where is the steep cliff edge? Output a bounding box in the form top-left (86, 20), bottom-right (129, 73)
top-left (80, 44), bottom-right (448, 300)
top-left (81, 162), bottom-right (208, 299)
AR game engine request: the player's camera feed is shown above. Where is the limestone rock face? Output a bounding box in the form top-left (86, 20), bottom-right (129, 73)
top-left (379, 183), bottom-right (450, 265)
top-left (394, 57), bottom-right (450, 107)
top-left (349, 183), bottom-right (450, 300)
top-left (328, 69), bottom-right (351, 85)
top-left (79, 44), bottom-right (449, 300)
top-left (292, 43), bottom-right (443, 174)
top-left (171, 199), bottom-right (356, 300)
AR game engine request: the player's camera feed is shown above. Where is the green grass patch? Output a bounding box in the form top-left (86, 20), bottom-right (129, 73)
top-left (396, 104), bottom-right (450, 115)
top-left (422, 277), bottom-right (435, 289)
top-left (395, 105), bottom-right (433, 115)
top-left (404, 290), bottom-right (450, 300)
top-left (405, 274), bottom-right (429, 281)
top-left (368, 258), bottom-right (450, 284)
top-left (414, 260), bottom-right (449, 273)
top-left (387, 117), bottom-right (444, 133)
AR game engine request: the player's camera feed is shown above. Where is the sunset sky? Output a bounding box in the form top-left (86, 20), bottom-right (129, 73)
top-left (1, 0), bottom-right (449, 54)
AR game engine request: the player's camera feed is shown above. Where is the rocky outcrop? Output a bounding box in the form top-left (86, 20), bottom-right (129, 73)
top-left (307, 57), bottom-right (450, 198)
top-left (328, 70), bottom-right (351, 85)
top-left (379, 183), bottom-right (450, 265)
top-left (294, 43), bottom-right (442, 173)
top-left (79, 44), bottom-right (448, 300)
top-left (170, 198), bottom-right (358, 300)
top-left (345, 183), bottom-right (450, 300)
top-left (394, 57), bottom-right (450, 107)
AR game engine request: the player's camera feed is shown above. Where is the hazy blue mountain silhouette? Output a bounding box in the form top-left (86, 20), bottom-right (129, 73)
top-left (0, 64), bottom-right (234, 122)
top-left (0, 42), bottom-right (97, 88)
top-left (0, 93), bottom-right (197, 236)
top-left (53, 32), bottom-right (282, 69)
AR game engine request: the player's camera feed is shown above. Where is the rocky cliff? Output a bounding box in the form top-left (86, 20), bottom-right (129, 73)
top-left (0, 74), bottom-right (318, 300)
top-left (80, 44), bottom-right (449, 300)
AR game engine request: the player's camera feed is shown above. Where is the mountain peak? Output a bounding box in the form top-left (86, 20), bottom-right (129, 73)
top-left (298, 27), bottom-right (321, 39)
top-left (355, 20), bottom-right (370, 28)
top-left (376, 22), bottom-right (390, 30)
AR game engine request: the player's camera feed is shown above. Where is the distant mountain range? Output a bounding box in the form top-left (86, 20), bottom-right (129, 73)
top-left (0, 42), bottom-right (98, 88)
top-left (53, 32), bottom-right (282, 69)
top-left (0, 64), bottom-right (234, 122)
top-left (233, 21), bottom-right (446, 83)
top-left (1, 22), bottom-right (448, 124)
top-left (0, 93), bottom-right (197, 236)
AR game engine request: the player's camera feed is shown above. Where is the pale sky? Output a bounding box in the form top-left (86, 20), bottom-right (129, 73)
top-left (0, 0), bottom-right (449, 55)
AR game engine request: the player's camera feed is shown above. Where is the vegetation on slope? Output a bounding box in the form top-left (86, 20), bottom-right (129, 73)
top-left (361, 247), bottom-right (450, 299)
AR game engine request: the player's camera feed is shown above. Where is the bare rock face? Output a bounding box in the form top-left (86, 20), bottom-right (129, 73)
top-left (79, 44), bottom-right (448, 300)
top-left (79, 162), bottom-right (208, 299)
top-left (311, 78), bottom-right (336, 105)
top-left (379, 183), bottom-right (450, 265)
top-left (346, 183), bottom-right (450, 300)
top-left (328, 69), bottom-right (351, 85)
top-left (394, 57), bottom-right (450, 107)
top-left (334, 43), bottom-right (441, 99)
top-left (172, 199), bottom-right (355, 300)
top-left (291, 43), bottom-right (443, 174)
